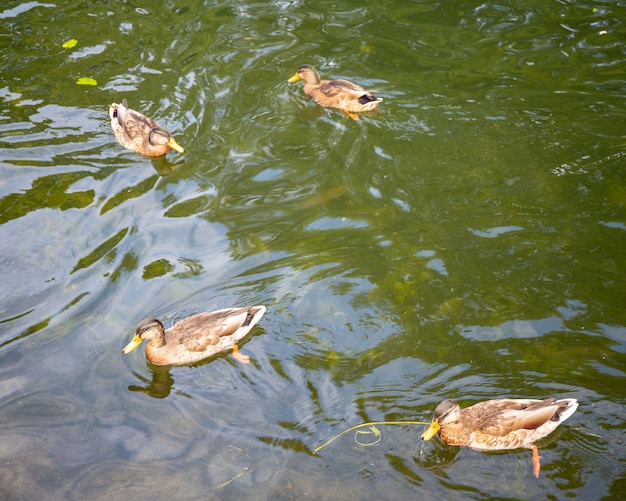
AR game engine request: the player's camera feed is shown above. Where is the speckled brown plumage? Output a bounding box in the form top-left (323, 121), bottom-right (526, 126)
top-left (288, 64), bottom-right (382, 120)
top-left (421, 397), bottom-right (578, 477)
top-left (109, 99), bottom-right (184, 157)
top-left (122, 305), bottom-right (266, 365)
top-left (422, 398), bottom-right (578, 451)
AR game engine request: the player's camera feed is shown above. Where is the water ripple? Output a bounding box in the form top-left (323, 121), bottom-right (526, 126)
top-left (1, 0), bottom-right (625, 499)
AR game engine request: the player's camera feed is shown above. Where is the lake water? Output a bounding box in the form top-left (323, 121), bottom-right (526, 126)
top-left (1, 0), bottom-right (625, 499)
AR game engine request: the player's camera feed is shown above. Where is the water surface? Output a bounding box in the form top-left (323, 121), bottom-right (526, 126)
top-left (1, 0), bottom-right (625, 499)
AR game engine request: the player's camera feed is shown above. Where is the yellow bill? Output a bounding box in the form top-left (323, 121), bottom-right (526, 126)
top-left (122, 333), bottom-right (143, 354)
top-left (420, 420), bottom-right (441, 441)
top-left (168, 137), bottom-right (185, 153)
top-left (288, 72), bottom-right (301, 83)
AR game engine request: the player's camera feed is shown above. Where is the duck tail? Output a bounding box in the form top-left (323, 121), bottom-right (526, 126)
top-left (553, 398), bottom-right (578, 423)
top-left (244, 305), bottom-right (267, 328)
top-left (358, 94), bottom-right (382, 106)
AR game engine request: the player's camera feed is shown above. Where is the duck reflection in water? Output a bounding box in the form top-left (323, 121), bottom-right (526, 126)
top-left (126, 341), bottom-right (263, 398)
top-left (128, 365), bottom-right (177, 399)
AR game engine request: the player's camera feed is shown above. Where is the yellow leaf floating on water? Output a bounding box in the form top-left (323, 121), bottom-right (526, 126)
top-left (76, 77), bottom-right (97, 86)
top-left (62, 39), bottom-right (78, 49)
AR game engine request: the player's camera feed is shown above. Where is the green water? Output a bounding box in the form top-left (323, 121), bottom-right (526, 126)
top-left (1, 0), bottom-right (625, 499)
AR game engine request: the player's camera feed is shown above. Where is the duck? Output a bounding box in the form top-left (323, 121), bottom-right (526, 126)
top-left (109, 99), bottom-right (185, 157)
top-left (122, 305), bottom-right (266, 365)
top-left (421, 397), bottom-right (578, 477)
top-left (288, 64), bottom-right (382, 120)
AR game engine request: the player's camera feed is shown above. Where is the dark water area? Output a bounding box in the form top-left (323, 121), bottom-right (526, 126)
top-left (1, 0), bottom-right (625, 499)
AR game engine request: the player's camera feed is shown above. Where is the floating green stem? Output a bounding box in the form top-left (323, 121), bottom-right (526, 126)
top-left (314, 420), bottom-right (429, 454)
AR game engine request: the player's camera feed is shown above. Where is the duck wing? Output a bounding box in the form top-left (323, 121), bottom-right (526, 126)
top-left (320, 79), bottom-right (369, 98)
top-left (169, 307), bottom-right (263, 352)
top-left (472, 399), bottom-right (559, 436)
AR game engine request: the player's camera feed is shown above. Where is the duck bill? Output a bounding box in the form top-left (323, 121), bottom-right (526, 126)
top-left (420, 420), bottom-right (441, 441)
top-left (288, 72), bottom-right (301, 83)
top-left (168, 137), bottom-right (185, 153)
top-left (122, 333), bottom-right (143, 354)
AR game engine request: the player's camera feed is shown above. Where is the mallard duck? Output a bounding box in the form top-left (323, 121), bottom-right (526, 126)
top-left (109, 99), bottom-right (185, 157)
top-left (122, 305), bottom-right (266, 365)
top-left (288, 64), bottom-right (382, 120)
top-left (421, 398), bottom-right (578, 477)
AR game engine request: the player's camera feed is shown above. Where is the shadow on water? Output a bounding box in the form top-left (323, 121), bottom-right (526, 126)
top-left (128, 365), bottom-right (178, 399)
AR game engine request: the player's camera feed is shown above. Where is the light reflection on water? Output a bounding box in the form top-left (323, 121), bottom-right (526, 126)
top-left (1, 0), bottom-right (625, 499)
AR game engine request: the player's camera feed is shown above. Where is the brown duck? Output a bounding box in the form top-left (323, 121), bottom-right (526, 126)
top-left (122, 305), bottom-right (266, 365)
top-left (288, 64), bottom-right (382, 120)
top-left (421, 398), bottom-right (578, 477)
top-left (109, 99), bottom-right (185, 157)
